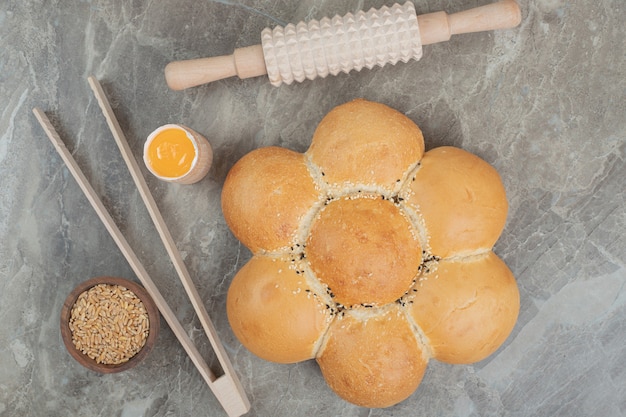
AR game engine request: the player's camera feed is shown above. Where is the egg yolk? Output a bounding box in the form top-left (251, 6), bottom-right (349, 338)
top-left (147, 128), bottom-right (196, 178)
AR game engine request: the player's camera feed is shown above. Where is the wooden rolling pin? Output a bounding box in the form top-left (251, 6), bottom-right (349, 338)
top-left (165, 0), bottom-right (521, 89)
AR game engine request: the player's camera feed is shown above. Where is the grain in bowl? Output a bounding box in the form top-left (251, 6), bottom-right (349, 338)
top-left (61, 276), bottom-right (160, 373)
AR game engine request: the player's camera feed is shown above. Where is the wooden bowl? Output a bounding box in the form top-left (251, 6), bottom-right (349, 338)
top-left (60, 276), bottom-right (160, 373)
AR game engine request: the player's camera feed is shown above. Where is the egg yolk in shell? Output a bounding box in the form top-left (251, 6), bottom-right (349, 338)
top-left (147, 128), bottom-right (196, 178)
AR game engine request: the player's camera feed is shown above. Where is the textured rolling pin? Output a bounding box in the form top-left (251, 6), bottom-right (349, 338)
top-left (165, 0), bottom-right (521, 89)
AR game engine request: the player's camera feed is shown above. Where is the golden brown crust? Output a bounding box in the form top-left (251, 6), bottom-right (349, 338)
top-left (403, 146), bottom-right (508, 258)
top-left (407, 251), bottom-right (519, 364)
top-left (226, 255), bottom-right (331, 363)
top-left (316, 305), bottom-right (428, 408)
top-left (223, 99), bottom-right (518, 407)
top-left (307, 99), bottom-right (424, 192)
top-left (306, 195), bottom-right (421, 307)
top-left (221, 146), bottom-right (320, 252)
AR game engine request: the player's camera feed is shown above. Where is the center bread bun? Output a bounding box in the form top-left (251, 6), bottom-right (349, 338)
top-left (222, 99), bottom-right (519, 408)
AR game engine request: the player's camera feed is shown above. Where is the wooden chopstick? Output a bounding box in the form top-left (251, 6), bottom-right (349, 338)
top-left (33, 107), bottom-right (250, 417)
top-left (86, 76), bottom-right (250, 415)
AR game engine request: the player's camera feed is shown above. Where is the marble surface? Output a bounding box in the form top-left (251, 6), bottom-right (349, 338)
top-left (1, 0), bottom-right (625, 416)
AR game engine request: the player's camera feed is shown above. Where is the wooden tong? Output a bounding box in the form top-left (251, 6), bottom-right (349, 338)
top-left (33, 76), bottom-right (250, 417)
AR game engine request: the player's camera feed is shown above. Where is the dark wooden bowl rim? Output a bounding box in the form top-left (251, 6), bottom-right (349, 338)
top-left (60, 276), bottom-right (160, 373)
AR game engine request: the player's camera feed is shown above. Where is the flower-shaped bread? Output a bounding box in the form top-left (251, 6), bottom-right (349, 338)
top-left (222, 99), bottom-right (519, 408)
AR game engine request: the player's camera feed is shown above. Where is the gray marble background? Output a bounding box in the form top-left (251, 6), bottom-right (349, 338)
top-left (1, 0), bottom-right (624, 416)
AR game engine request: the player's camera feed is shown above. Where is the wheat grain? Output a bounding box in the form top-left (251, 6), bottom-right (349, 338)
top-left (69, 284), bottom-right (150, 365)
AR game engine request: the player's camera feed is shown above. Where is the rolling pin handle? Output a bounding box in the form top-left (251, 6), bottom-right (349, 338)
top-left (418, 0), bottom-right (521, 46)
top-left (165, 44), bottom-right (266, 91)
top-left (233, 44), bottom-right (268, 80)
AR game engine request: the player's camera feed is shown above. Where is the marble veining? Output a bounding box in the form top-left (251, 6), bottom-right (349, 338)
top-left (1, 0), bottom-right (625, 416)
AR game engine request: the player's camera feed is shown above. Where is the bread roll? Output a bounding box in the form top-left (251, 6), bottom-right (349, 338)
top-left (226, 255), bottom-right (330, 363)
top-left (308, 99), bottom-right (424, 192)
top-left (402, 146), bottom-right (508, 258)
top-left (221, 146), bottom-right (320, 252)
top-left (222, 99), bottom-right (519, 408)
top-left (407, 251), bottom-right (519, 364)
top-left (306, 195), bottom-right (422, 307)
top-left (317, 305), bottom-right (428, 408)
